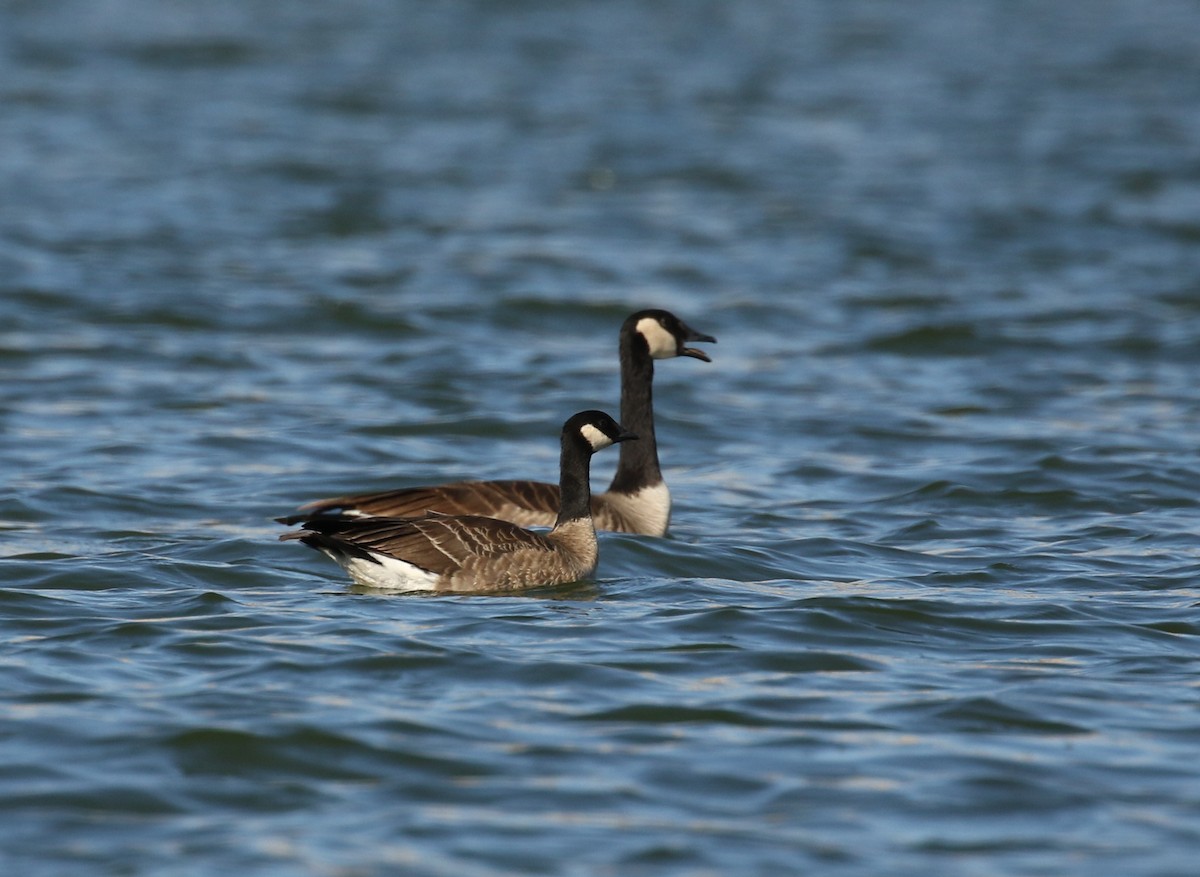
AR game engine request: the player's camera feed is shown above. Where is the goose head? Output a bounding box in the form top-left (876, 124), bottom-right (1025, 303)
top-left (626, 309), bottom-right (717, 362)
top-left (565, 410), bottom-right (639, 453)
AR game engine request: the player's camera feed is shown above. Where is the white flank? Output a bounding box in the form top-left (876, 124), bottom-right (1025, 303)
top-left (635, 317), bottom-right (678, 359)
top-left (580, 422), bottom-right (614, 451)
top-left (603, 481), bottom-right (672, 537)
top-left (323, 549), bottom-right (441, 592)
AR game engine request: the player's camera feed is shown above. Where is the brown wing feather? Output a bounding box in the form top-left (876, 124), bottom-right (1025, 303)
top-left (301, 514), bottom-right (559, 578)
top-left (297, 479), bottom-right (564, 527)
top-left (282, 481), bottom-right (656, 534)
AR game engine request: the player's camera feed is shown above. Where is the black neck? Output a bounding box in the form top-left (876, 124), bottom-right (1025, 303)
top-left (608, 332), bottom-right (661, 494)
top-left (555, 433), bottom-right (596, 527)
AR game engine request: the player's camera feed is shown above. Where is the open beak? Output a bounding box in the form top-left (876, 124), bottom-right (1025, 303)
top-left (680, 324), bottom-right (717, 362)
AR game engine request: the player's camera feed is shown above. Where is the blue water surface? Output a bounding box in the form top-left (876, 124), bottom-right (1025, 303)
top-left (2, 1), bottom-right (1200, 875)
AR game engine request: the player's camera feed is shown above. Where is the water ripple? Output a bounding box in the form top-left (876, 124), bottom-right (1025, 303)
top-left (4, 1), bottom-right (1200, 874)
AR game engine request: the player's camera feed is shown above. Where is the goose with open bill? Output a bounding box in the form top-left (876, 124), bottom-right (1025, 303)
top-left (277, 309), bottom-right (714, 537)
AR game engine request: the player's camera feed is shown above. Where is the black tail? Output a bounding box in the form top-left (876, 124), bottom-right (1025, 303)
top-left (278, 519), bottom-right (382, 565)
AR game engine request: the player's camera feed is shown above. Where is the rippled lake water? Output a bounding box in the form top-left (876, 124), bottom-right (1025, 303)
top-left (3, 1), bottom-right (1200, 874)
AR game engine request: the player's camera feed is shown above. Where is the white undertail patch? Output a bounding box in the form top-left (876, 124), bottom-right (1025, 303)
top-left (319, 548), bottom-right (441, 592)
top-left (635, 317), bottom-right (678, 360)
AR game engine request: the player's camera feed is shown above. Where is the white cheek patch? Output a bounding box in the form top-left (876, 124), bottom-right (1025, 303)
top-left (636, 317), bottom-right (679, 359)
top-left (580, 423), bottom-right (614, 451)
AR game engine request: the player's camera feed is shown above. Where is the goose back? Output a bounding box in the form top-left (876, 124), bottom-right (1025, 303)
top-left (280, 480), bottom-right (562, 528)
top-left (282, 481), bottom-right (670, 535)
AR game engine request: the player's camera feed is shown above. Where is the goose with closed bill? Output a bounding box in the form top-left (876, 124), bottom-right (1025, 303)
top-left (280, 410), bottom-right (637, 592)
